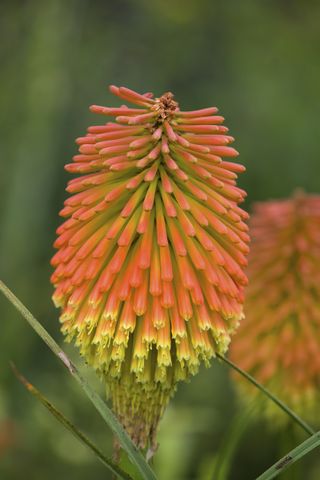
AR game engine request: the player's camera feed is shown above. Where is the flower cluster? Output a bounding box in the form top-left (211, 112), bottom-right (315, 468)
top-left (230, 192), bottom-right (320, 421)
top-left (51, 85), bottom-right (248, 449)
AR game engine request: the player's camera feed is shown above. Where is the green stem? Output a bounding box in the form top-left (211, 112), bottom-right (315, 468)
top-left (0, 279), bottom-right (156, 480)
top-left (216, 353), bottom-right (315, 437)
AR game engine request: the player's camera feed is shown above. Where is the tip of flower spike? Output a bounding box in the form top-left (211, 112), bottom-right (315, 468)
top-left (156, 92), bottom-right (179, 115)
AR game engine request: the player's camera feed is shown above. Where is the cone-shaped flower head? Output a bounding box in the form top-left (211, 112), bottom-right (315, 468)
top-left (51, 85), bottom-right (249, 449)
top-left (230, 192), bottom-right (320, 422)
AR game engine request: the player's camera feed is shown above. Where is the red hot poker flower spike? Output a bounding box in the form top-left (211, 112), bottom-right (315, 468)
top-left (51, 85), bottom-right (249, 451)
top-left (230, 192), bottom-right (320, 422)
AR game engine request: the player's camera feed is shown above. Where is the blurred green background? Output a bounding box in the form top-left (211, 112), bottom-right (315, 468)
top-left (1, 1), bottom-right (320, 479)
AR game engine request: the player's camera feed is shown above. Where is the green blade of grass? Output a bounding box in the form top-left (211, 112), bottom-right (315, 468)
top-left (0, 279), bottom-right (157, 480)
top-left (256, 431), bottom-right (320, 480)
top-left (11, 364), bottom-right (134, 480)
top-left (217, 353), bottom-right (315, 437)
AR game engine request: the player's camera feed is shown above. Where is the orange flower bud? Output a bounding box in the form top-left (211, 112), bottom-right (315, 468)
top-left (51, 85), bottom-right (248, 450)
top-left (230, 192), bottom-right (320, 422)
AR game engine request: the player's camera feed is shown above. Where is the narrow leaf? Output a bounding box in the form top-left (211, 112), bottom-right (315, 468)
top-left (256, 431), bottom-right (320, 480)
top-left (11, 364), bottom-right (134, 480)
top-left (0, 279), bottom-right (157, 480)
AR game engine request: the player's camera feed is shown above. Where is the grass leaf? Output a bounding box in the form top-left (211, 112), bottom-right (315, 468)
top-left (0, 279), bottom-right (157, 480)
top-left (256, 431), bottom-right (320, 480)
top-left (11, 363), bottom-right (134, 480)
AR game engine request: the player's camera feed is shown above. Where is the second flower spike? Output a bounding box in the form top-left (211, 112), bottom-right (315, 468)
top-left (231, 192), bottom-right (320, 423)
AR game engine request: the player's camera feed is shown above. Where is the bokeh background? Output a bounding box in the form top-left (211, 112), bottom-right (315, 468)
top-left (1, 1), bottom-right (320, 479)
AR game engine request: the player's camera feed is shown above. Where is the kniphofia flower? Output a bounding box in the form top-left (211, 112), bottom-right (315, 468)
top-left (51, 85), bottom-right (249, 450)
top-left (230, 192), bottom-right (320, 421)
